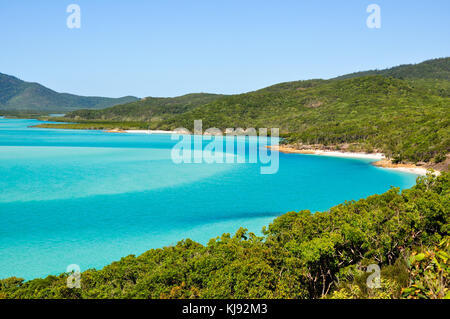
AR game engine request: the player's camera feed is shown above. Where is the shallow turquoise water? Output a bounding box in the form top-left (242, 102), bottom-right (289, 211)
top-left (0, 118), bottom-right (418, 279)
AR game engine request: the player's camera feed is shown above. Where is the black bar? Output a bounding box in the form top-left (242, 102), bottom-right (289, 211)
top-left (2, 299), bottom-right (448, 318)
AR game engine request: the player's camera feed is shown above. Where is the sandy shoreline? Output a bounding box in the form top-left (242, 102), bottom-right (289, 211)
top-left (268, 145), bottom-right (385, 159)
top-left (102, 131), bottom-right (440, 176)
top-left (105, 129), bottom-right (181, 134)
top-left (371, 159), bottom-right (435, 176)
top-left (126, 129), bottom-right (180, 134)
top-left (268, 145), bottom-right (437, 176)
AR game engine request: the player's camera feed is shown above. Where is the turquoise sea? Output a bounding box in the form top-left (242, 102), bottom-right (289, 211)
top-left (0, 118), bottom-right (418, 279)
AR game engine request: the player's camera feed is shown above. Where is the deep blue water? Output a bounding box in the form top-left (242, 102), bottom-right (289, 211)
top-left (0, 118), bottom-right (418, 279)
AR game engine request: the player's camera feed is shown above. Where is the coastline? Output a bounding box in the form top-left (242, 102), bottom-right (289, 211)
top-left (371, 159), bottom-right (436, 176)
top-left (107, 133), bottom-right (440, 176)
top-left (33, 122), bottom-right (442, 176)
top-left (106, 129), bottom-right (181, 134)
top-left (1, 118), bottom-right (446, 286)
top-left (268, 145), bottom-right (438, 176)
top-left (268, 145), bottom-right (385, 159)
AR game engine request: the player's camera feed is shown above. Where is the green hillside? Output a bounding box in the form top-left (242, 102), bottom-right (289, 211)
top-left (1, 172), bottom-right (448, 299)
top-left (158, 76), bottom-right (449, 164)
top-left (40, 57), bottom-right (450, 164)
top-left (335, 57), bottom-right (450, 81)
top-left (0, 73), bottom-right (138, 111)
top-left (66, 93), bottom-right (224, 122)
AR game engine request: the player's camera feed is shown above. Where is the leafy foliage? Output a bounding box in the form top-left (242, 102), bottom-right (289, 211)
top-left (1, 172), bottom-right (448, 299)
top-left (402, 237), bottom-right (449, 299)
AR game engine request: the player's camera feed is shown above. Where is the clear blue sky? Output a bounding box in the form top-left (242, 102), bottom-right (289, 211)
top-left (0, 0), bottom-right (449, 98)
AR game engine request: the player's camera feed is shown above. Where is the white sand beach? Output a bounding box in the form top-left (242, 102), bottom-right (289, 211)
top-left (268, 145), bottom-right (384, 160)
top-left (375, 166), bottom-right (430, 175)
top-left (101, 134), bottom-right (439, 176)
top-left (105, 129), bottom-right (185, 134)
top-left (309, 149), bottom-right (385, 160)
top-left (125, 130), bottom-right (179, 134)
top-left (268, 145), bottom-right (437, 176)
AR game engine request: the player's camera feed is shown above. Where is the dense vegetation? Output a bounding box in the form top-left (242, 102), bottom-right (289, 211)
top-left (336, 57), bottom-right (450, 81)
top-left (47, 58), bottom-right (450, 164)
top-left (161, 76), bottom-right (449, 164)
top-left (0, 73), bottom-right (138, 111)
top-left (0, 110), bottom-right (52, 119)
top-left (34, 93), bottom-right (224, 130)
top-left (1, 172), bottom-right (448, 299)
top-left (66, 93), bottom-right (223, 122)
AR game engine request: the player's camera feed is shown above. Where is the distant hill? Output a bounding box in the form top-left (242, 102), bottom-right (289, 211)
top-left (66, 93), bottom-right (224, 122)
top-left (335, 57), bottom-right (450, 81)
top-left (65, 57), bottom-right (450, 122)
top-left (0, 73), bottom-right (138, 111)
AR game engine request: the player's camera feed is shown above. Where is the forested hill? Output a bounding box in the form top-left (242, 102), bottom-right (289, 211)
top-left (160, 76), bottom-right (449, 164)
top-left (47, 57), bottom-right (450, 164)
top-left (66, 93), bottom-right (224, 122)
top-left (0, 73), bottom-right (138, 111)
top-left (1, 172), bottom-right (448, 299)
top-left (335, 57), bottom-right (450, 81)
